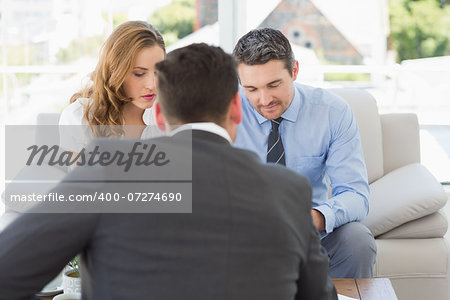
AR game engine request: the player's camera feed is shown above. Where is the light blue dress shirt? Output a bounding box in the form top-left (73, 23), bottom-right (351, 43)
top-left (234, 83), bottom-right (369, 234)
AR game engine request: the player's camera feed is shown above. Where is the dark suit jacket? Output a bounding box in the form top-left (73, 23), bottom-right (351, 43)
top-left (0, 130), bottom-right (337, 300)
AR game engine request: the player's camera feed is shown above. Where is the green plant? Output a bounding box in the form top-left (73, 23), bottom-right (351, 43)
top-left (389, 0), bottom-right (450, 61)
top-left (324, 73), bottom-right (371, 82)
top-left (68, 255), bottom-right (80, 277)
top-left (56, 35), bottom-right (105, 64)
top-left (148, 0), bottom-right (196, 46)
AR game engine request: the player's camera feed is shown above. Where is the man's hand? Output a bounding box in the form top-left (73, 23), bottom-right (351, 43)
top-left (311, 209), bottom-right (325, 231)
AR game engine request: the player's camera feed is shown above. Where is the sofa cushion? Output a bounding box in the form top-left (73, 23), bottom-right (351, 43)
top-left (377, 210), bottom-right (448, 239)
top-left (35, 113), bottom-right (61, 145)
top-left (381, 114), bottom-right (420, 174)
top-left (363, 163), bottom-right (447, 237)
top-left (328, 88), bottom-right (384, 184)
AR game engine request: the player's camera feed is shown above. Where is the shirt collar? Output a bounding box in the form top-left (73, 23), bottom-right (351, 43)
top-left (170, 122), bottom-right (232, 144)
top-left (251, 85), bottom-right (301, 125)
top-left (142, 108), bottom-right (154, 125)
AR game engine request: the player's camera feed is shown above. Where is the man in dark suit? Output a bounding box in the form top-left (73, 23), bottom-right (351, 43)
top-left (0, 43), bottom-right (337, 299)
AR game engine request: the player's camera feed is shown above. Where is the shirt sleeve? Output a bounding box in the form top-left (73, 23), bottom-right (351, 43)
top-left (317, 101), bottom-right (370, 233)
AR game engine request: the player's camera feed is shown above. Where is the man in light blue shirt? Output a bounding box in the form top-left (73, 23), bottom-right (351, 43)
top-left (233, 28), bottom-right (376, 278)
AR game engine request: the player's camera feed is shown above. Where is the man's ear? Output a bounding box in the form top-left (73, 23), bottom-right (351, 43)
top-left (292, 60), bottom-right (299, 81)
top-left (153, 101), bottom-right (166, 131)
top-left (230, 92), bottom-right (242, 125)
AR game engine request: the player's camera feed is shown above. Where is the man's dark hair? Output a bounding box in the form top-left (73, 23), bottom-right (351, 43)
top-left (155, 43), bottom-right (238, 125)
top-left (232, 28), bottom-right (295, 73)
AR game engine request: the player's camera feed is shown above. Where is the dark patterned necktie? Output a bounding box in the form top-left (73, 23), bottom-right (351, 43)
top-left (266, 117), bottom-right (285, 165)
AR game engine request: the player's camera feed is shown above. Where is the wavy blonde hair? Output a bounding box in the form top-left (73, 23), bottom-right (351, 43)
top-left (70, 21), bottom-right (165, 130)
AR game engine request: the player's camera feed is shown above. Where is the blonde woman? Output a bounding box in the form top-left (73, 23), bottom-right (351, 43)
top-left (59, 21), bottom-right (165, 152)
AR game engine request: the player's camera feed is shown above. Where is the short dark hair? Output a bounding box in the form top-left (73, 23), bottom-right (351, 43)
top-left (155, 43), bottom-right (238, 125)
top-left (232, 28), bottom-right (295, 73)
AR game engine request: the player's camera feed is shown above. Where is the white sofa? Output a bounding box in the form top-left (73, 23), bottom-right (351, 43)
top-left (330, 88), bottom-right (449, 300)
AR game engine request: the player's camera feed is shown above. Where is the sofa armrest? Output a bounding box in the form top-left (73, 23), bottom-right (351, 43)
top-left (381, 114), bottom-right (420, 174)
top-left (363, 163), bottom-right (447, 237)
